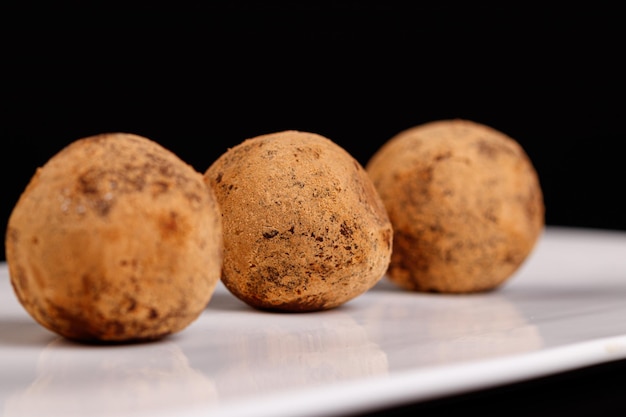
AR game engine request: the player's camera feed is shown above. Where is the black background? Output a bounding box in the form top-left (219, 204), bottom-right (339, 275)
top-left (2, 4), bottom-right (625, 262)
top-left (1, 4), bottom-right (625, 416)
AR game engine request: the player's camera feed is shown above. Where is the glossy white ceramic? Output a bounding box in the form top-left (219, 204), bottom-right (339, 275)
top-left (1, 226), bottom-right (626, 417)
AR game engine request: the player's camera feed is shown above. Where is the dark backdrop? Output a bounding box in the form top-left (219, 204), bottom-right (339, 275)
top-left (2, 4), bottom-right (624, 261)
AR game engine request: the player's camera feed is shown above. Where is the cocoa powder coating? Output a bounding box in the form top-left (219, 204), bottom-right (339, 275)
top-left (205, 130), bottom-right (393, 311)
top-left (366, 119), bottom-right (544, 293)
top-left (5, 133), bottom-right (223, 342)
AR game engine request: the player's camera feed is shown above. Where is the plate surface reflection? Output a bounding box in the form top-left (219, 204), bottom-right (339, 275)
top-left (1, 226), bottom-right (626, 417)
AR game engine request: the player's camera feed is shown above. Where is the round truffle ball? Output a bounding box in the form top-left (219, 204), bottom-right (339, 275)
top-left (366, 119), bottom-right (544, 293)
top-left (5, 133), bottom-right (223, 342)
top-left (204, 130), bottom-right (393, 312)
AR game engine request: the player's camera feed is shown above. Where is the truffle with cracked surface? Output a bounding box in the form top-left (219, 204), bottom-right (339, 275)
top-left (204, 130), bottom-right (392, 312)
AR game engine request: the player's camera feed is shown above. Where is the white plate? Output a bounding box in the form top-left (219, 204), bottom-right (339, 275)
top-left (1, 226), bottom-right (626, 417)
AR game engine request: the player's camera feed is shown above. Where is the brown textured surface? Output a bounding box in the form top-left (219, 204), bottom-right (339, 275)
top-left (5, 133), bottom-right (223, 342)
top-left (366, 119), bottom-right (544, 293)
top-left (205, 130), bottom-right (392, 312)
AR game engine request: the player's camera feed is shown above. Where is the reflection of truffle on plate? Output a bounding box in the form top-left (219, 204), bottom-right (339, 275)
top-left (210, 312), bottom-right (389, 396)
top-left (204, 130), bottom-right (393, 312)
top-left (5, 133), bottom-right (223, 342)
top-left (360, 289), bottom-right (544, 368)
top-left (366, 119), bottom-right (544, 293)
top-left (2, 338), bottom-right (218, 417)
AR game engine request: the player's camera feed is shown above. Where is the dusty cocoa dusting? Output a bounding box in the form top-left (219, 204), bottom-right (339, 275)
top-left (366, 119), bottom-right (544, 293)
top-left (205, 130), bottom-right (392, 312)
top-left (5, 133), bottom-right (223, 342)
